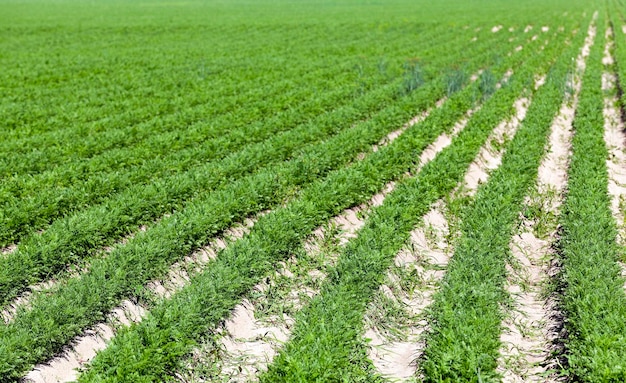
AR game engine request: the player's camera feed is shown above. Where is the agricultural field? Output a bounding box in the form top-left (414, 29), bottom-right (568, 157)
top-left (2, 0), bottom-right (626, 381)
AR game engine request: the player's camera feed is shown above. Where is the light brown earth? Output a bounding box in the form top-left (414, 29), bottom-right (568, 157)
top-left (497, 16), bottom-right (595, 382)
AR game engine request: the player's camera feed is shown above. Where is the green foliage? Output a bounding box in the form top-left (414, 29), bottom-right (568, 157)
top-left (0, 0), bottom-right (613, 382)
top-left (557, 10), bottom-right (626, 381)
top-left (262, 24), bottom-right (571, 383)
top-left (478, 69), bottom-right (497, 100)
top-left (420, 26), bottom-right (582, 381)
top-left (446, 68), bottom-right (468, 96)
top-left (402, 61), bottom-right (425, 94)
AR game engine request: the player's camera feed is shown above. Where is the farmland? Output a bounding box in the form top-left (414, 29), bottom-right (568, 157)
top-left (2, 0), bottom-right (626, 381)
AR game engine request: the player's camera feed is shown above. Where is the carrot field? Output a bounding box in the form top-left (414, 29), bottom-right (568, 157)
top-left (2, 0), bottom-right (626, 381)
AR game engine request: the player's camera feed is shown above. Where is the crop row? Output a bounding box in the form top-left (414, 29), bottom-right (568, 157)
top-left (0, 23), bottom-right (528, 309)
top-left (261, 21), bottom-right (576, 382)
top-left (0, 22), bottom-right (474, 178)
top-left (76, 24), bottom-right (568, 382)
top-left (0, 24), bottom-right (545, 382)
top-left (0, 25), bottom-right (514, 247)
top-left (558, 9), bottom-right (626, 381)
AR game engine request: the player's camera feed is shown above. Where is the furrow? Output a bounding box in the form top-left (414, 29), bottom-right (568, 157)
top-left (497, 59), bottom-right (581, 383)
top-left (461, 95), bottom-right (530, 195)
top-left (602, 28), bottom-right (626, 280)
top-left (497, 21), bottom-right (592, 382)
top-left (555, 9), bottom-right (626, 380)
top-left (364, 83), bottom-right (535, 382)
top-left (23, 301), bottom-right (147, 383)
top-left (0, 246), bottom-right (16, 258)
top-left (372, 65), bottom-right (488, 156)
top-left (455, 72), bottom-right (544, 197)
top-left (370, 97), bottom-right (446, 155)
top-left (15, 79), bottom-right (440, 382)
top-left (0, 224), bottom-right (151, 325)
top-left (255, 84), bottom-right (514, 381)
top-left (176, 189), bottom-right (389, 383)
top-left (364, 201), bottom-right (452, 382)
top-left (22, 220), bottom-right (255, 383)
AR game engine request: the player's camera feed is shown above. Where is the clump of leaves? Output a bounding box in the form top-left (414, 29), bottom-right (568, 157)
top-left (401, 59), bottom-right (424, 94)
top-left (445, 67), bottom-right (467, 96)
top-left (478, 69), bottom-right (496, 100)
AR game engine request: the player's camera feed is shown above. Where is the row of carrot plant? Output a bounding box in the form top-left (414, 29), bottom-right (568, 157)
top-left (0, 26), bottom-right (517, 247)
top-left (558, 9), bottom-right (626, 381)
top-left (0, 24), bottom-right (527, 309)
top-left (0, 28), bottom-right (525, 381)
top-left (262, 19), bottom-right (576, 383)
top-left (77, 23), bottom-right (568, 383)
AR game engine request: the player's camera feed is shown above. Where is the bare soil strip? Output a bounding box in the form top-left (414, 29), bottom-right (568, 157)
top-left (177, 194), bottom-right (381, 382)
top-left (171, 85), bottom-right (484, 381)
top-left (1, 225), bottom-right (150, 325)
top-left (364, 200), bottom-right (453, 382)
top-left (21, 83), bottom-right (463, 383)
top-left (364, 82), bottom-right (536, 381)
top-left (371, 98), bottom-right (447, 154)
top-left (601, 28), bottom-right (626, 287)
top-left (460, 94), bottom-right (531, 197)
top-left (496, 19), bottom-right (595, 383)
top-left (22, 221), bottom-right (253, 383)
top-left (24, 301), bottom-right (147, 383)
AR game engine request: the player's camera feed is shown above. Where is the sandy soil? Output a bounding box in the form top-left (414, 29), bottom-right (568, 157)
top-left (2, 225), bottom-right (149, 325)
top-left (365, 70), bottom-right (536, 380)
top-left (365, 201), bottom-right (451, 382)
top-left (24, 300), bottom-right (147, 383)
top-left (371, 96), bottom-right (448, 155)
top-left (497, 16), bottom-right (596, 383)
top-left (462, 93), bottom-right (530, 195)
top-left (370, 65), bottom-right (485, 158)
top-left (601, 28), bottom-right (626, 290)
top-left (23, 219), bottom-right (254, 383)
